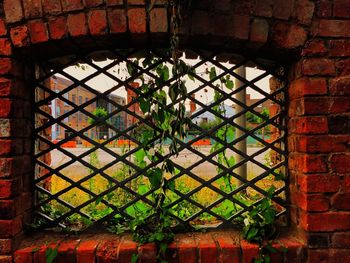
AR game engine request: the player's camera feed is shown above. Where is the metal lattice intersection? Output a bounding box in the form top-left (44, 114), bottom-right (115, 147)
top-left (34, 47), bottom-right (288, 231)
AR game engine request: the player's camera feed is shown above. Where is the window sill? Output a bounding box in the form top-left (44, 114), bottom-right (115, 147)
top-left (13, 230), bottom-right (305, 263)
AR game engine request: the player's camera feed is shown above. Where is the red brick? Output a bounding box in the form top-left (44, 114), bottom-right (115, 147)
top-left (289, 78), bottom-right (327, 100)
top-left (301, 211), bottom-right (350, 231)
top-left (128, 8), bottom-right (146, 33)
top-left (0, 39), bottom-right (12, 57)
top-left (88, 10), bottom-right (107, 35)
top-left (0, 200), bottom-right (16, 219)
top-left (23, 0), bottom-right (42, 18)
top-left (328, 115), bottom-right (350, 134)
top-left (0, 178), bottom-right (22, 198)
top-left (299, 174), bottom-right (340, 193)
top-left (195, 233), bottom-right (217, 263)
top-left (330, 77), bottom-right (350, 95)
top-left (76, 239), bottom-right (100, 263)
top-left (332, 233), bottom-right (350, 248)
top-left (293, 192), bottom-right (329, 212)
top-left (314, 19), bottom-right (350, 37)
top-left (309, 249), bottom-right (350, 263)
top-left (4, 0), bottom-right (23, 23)
top-left (302, 39), bottom-right (327, 56)
top-left (128, 0), bottom-right (146, 4)
top-left (0, 217), bottom-right (22, 238)
top-left (150, 8), bottom-right (168, 33)
top-left (232, 15), bottom-right (250, 40)
top-left (254, 0), bottom-right (273, 17)
top-left (85, 0), bottom-right (104, 7)
top-left (316, 0), bottom-right (332, 17)
top-left (10, 26), bottom-right (30, 48)
top-left (61, 0), bottom-right (84, 11)
top-left (330, 154), bottom-right (350, 173)
top-left (334, 0), bottom-right (350, 18)
top-left (0, 139), bottom-right (23, 156)
top-left (117, 237), bottom-right (137, 263)
top-left (176, 234), bottom-right (197, 263)
top-left (138, 243), bottom-right (157, 262)
top-left (107, 0), bottom-right (124, 5)
top-left (289, 97), bottom-right (330, 117)
top-left (330, 40), bottom-right (350, 57)
top-left (250, 18), bottom-right (269, 45)
top-left (0, 239), bottom-right (12, 254)
top-left (108, 9), bottom-right (127, 33)
top-left (293, 0), bottom-right (315, 25)
top-left (302, 58), bottom-right (335, 76)
top-left (273, 23), bottom-right (307, 49)
top-left (295, 135), bottom-right (350, 153)
top-left (330, 97), bottom-right (350, 114)
top-left (335, 58), bottom-right (350, 76)
top-left (42, 0), bottom-right (62, 14)
top-left (56, 240), bottom-right (80, 263)
top-left (28, 20), bottom-right (49, 44)
top-left (33, 242), bottom-right (61, 263)
top-left (332, 192), bottom-right (350, 210)
top-left (240, 240), bottom-right (259, 263)
top-left (0, 19), bottom-right (7, 36)
top-left (0, 255), bottom-right (12, 263)
top-left (289, 116), bottom-right (328, 135)
top-left (212, 233), bottom-right (240, 263)
top-left (273, 0), bottom-right (294, 20)
top-left (96, 239), bottom-right (121, 262)
top-left (13, 247), bottom-right (35, 263)
top-left (48, 16), bottom-right (67, 40)
top-left (289, 154), bottom-right (328, 173)
top-left (0, 99), bottom-right (13, 118)
top-left (67, 13), bottom-right (88, 37)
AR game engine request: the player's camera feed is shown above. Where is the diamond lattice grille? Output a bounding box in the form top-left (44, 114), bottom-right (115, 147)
top-left (34, 48), bottom-right (287, 231)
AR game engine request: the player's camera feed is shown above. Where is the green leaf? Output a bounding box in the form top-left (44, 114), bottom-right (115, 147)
top-left (95, 196), bottom-right (104, 205)
top-left (131, 253), bottom-right (139, 263)
top-left (169, 83), bottom-right (178, 102)
top-left (246, 226), bottom-right (259, 241)
top-left (209, 67), bottom-right (217, 80)
top-left (148, 168), bottom-right (163, 189)
top-left (135, 149), bottom-right (146, 163)
top-left (225, 79), bottom-right (234, 89)
top-left (139, 98), bottom-right (150, 113)
top-left (45, 247), bottom-right (58, 263)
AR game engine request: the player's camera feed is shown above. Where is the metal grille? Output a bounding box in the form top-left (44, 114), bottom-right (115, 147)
top-left (33, 47), bottom-right (288, 231)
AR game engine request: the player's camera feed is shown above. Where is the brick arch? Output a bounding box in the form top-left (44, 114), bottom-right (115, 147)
top-left (1, 1), bottom-right (350, 263)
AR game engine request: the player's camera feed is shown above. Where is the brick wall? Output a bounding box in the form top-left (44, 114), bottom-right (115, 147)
top-left (0, 0), bottom-right (349, 262)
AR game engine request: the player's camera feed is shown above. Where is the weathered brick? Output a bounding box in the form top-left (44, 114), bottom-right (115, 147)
top-left (96, 239), bottom-right (121, 262)
top-left (0, 39), bottom-right (12, 56)
top-left (212, 233), bottom-right (240, 263)
top-left (307, 233), bottom-right (331, 248)
top-left (128, 0), bottom-right (146, 4)
top-left (4, 0), bottom-right (23, 23)
top-left (0, 217), bottom-right (22, 238)
top-left (334, 0), bottom-right (350, 18)
top-left (330, 97), bottom-right (350, 114)
top-left (14, 247), bottom-right (35, 263)
top-left (316, 0), bottom-right (332, 18)
top-left (56, 239), bottom-right (80, 263)
top-left (23, 0), bottom-right (42, 18)
top-left (329, 115), bottom-right (350, 135)
top-left (302, 39), bottom-right (327, 56)
top-left (76, 239), bottom-right (100, 263)
top-left (289, 153), bottom-right (328, 173)
top-left (28, 20), bottom-right (49, 44)
top-left (61, 0), bottom-right (84, 11)
top-left (273, 0), bottom-right (294, 20)
top-left (0, 255), bottom-right (12, 263)
top-left (117, 237), bottom-right (137, 263)
top-left (293, 0), bottom-right (315, 25)
top-left (232, 15), bottom-right (250, 40)
top-left (108, 9), bottom-right (127, 33)
top-left (330, 154), bottom-right (350, 173)
top-left (42, 0), bottom-right (62, 14)
top-left (106, 0), bottom-right (124, 5)
top-left (195, 233), bottom-right (218, 263)
top-left (294, 135), bottom-right (350, 153)
top-left (298, 174), bottom-right (340, 193)
top-left (0, 19), bottom-right (7, 37)
top-left (273, 23), bottom-right (307, 49)
top-left (88, 10), bottom-right (108, 35)
top-left (240, 240), bottom-right (259, 263)
top-left (67, 13), bottom-right (88, 37)
top-left (176, 234), bottom-right (197, 263)
top-left (150, 8), bottom-right (167, 33)
top-left (85, 0), bottom-right (104, 7)
top-left (314, 19), bottom-right (350, 37)
top-left (301, 211), bottom-right (350, 231)
top-left (330, 77), bottom-right (350, 95)
top-left (330, 40), bottom-right (350, 57)
top-left (289, 78), bottom-right (327, 100)
top-left (48, 16), bottom-right (67, 39)
top-left (250, 19), bottom-right (269, 45)
top-left (289, 116), bottom-right (328, 135)
top-left (302, 58), bottom-right (335, 76)
top-left (293, 192), bottom-right (330, 212)
top-left (332, 192), bottom-right (350, 210)
top-left (128, 8), bottom-right (146, 33)
top-left (254, 0), bottom-right (273, 17)
top-left (10, 26), bottom-right (30, 47)
top-left (336, 58), bottom-right (350, 76)
top-left (332, 233), bottom-right (350, 248)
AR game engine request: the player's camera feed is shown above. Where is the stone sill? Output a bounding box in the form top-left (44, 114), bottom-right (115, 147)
top-left (13, 230), bottom-right (305, 263)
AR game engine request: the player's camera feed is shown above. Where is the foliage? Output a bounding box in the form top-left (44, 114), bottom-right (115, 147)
top-left (88, 107), bottom-right (109, 126)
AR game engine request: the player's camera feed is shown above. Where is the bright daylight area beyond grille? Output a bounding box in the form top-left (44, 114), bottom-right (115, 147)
top-left (33, 48), bottom-right (287, 232)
